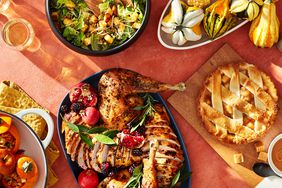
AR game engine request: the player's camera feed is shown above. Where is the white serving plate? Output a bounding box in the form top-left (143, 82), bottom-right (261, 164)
top-left (157, 0), bottom-right (249, 50)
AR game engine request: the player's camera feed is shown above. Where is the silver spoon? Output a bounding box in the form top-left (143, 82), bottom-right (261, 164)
top-left (253, 163), bottom-right (277, 177)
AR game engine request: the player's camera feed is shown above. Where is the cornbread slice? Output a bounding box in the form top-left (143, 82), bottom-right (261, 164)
top-left (233, 153), bottom-right (244, 164)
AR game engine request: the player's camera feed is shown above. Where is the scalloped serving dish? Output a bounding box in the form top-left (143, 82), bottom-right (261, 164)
top-left (157, 0), bottom-right (249, 50)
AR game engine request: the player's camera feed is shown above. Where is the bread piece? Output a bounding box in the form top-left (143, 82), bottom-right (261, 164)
top-left (233, 153), bottom-right (244, 164)
top-left (254, 141), bottom-right (264, 153)
top-left (258, 152), bottom-right (268, 162)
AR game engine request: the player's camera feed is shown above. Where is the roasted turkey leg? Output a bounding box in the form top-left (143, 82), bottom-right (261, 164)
top-left (98, 69), bottom-right (186, 130)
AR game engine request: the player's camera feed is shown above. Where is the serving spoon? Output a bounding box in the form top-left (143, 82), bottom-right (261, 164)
top-left (84, 0), bottom-right (100, 15)
top-left (253, 163), bottom-right (277, 177)
top-left (84, 0), bottom-right (132, 15)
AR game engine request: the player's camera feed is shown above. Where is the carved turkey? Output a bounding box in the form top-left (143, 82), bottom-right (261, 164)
top-left (63, 69), bottom-right (185, 187)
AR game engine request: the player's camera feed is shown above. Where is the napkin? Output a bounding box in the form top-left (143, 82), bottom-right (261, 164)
top-left (0, 81), bottom-right (60, 187)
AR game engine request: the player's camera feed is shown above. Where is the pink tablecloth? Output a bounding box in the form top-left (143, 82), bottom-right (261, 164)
top-left (0, 0), bottom-right (281, 187)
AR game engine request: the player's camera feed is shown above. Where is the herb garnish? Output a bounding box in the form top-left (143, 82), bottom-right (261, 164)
top-left (66, 122), bottom-right (118, 147)
top-left (129, 94), bottom-right (157, 132)
top-left (170, 164), bottom-right (192, 188)
top-left (124, 164), bottom-right (143, 188)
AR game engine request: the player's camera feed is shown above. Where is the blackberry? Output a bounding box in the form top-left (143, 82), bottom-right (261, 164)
top-left (132, 148), bottom-right (143, 156)
top-left (108, 168), bottom-right (117, 177)
top-left (136, 125), bottom-right (146, 135)
top-left (60, 105), bottom-right (70, 114)
top-left (71, 103), bottom-right (83, 113)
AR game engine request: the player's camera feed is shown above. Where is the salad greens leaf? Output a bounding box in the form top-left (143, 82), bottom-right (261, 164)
top-left (91, 34), bottom-right (101, 51)
top-left (63, 27), bottom-right (78, 40)
top-left (99, 0), bottom-right (114, 13)
top-left (51, 0), bottom-right (145, 51)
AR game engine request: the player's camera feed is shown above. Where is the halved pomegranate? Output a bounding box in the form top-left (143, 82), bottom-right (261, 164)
top-left (69, 83), bottom-right (98, 107)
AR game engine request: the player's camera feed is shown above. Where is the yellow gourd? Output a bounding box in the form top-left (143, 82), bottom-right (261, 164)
top-left (249, 0), bottom-right (280, 48)
top-left (203, 0), bottom-right (237, 39)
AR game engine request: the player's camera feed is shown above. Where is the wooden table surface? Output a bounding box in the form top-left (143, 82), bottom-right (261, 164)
top-left (0, 0), bottom-right (281, 187)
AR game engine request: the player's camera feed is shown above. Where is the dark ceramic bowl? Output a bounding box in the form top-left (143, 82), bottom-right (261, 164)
top-left (45, 0), bottom-right (151, 56)
top-left (57, 69), bottom-right (192, 187)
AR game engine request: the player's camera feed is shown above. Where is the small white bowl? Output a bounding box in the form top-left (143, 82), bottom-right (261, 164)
top-left (268, 134), bottom-right (282, 177)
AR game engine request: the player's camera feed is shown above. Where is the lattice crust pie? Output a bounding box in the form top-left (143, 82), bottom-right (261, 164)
top-left (199, 63), bottom-right (279, 144)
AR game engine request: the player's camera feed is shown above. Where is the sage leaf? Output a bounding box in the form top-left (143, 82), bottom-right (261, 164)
top-left (67, 123), bottom-right (79, 133)
top-left (103, 130), bottom-right (119, 139)
top-left (77, 125), bottom-right (90, 132)
top-left (170, 168), bottom-right (180, 188)
top-left (80, 133), bottom-right (94, 147)
top-left (87, 127), bottom-right (108, 134)
top-left (94, 134), bottom-right (117, 145)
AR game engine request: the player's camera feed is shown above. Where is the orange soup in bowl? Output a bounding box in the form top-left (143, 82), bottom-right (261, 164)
top-left (272, 139), bottom-right (282, 171)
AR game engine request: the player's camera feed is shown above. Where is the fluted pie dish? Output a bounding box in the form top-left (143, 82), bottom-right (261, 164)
top-left (199, 63), bottom-right (279, 144)
top-left (57, 69), bottom-right (191, 187)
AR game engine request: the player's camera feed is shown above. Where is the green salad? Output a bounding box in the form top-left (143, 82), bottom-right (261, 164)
top-left (51, 0), bottom-right (145, 51)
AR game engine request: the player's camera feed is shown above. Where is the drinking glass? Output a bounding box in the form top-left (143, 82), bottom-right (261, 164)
top-left (0, 0), bottom-right (10, 14)
top-left (1, 18), bottom-right (35, 51)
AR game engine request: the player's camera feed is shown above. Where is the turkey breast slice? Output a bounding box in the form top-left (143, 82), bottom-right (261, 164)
top-left (77, 142), bottom-right (87, 170)
top-left (90, 141), bottom-right (101, 172)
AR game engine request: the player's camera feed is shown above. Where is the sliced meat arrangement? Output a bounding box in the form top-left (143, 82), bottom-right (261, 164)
top-left (63, 69), bottom-right (186, 187)
top-left (64, 104), bottom-right (184, 187)
top-left (142, 104), bottom-right (184, 187)
top-left (65, 128), bottom-right (142, 172)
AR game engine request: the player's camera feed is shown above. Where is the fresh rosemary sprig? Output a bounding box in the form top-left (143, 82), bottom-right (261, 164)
top-left (124, 164), bottom-right (143, 188)
top-left (170, 164), bottom-right (192, 188)
top-left (130, 94), bottom-right (157, 132)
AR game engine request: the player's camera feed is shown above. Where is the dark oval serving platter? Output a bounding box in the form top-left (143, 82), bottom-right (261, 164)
top-left (57, 69), bottom-right (191, 187)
